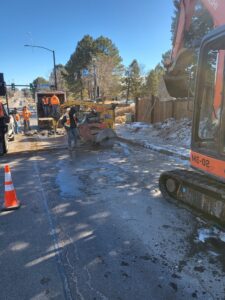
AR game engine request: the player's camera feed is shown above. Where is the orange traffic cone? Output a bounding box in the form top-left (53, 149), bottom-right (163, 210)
top-left (2, 165), bottom-right (20, 211)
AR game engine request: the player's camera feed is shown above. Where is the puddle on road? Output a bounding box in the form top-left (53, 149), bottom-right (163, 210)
top-left (56, 152), bottom-right (129, 199)
top-left (56, 161), bottom-right (83, 198)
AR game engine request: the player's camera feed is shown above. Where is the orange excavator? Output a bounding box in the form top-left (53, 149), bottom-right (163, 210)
top-left (159, 0), bottom-right (225, 223)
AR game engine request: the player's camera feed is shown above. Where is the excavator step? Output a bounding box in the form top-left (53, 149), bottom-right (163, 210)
top-left (159, 169), bottom-right (225, 224)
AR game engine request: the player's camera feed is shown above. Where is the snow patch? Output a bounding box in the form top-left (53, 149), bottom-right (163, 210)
top-left (116, 117), bottom-right (192, 160)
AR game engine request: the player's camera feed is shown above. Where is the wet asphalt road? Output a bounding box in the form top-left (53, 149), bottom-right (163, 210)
top-left (0, 142), bottom-right (225, 300)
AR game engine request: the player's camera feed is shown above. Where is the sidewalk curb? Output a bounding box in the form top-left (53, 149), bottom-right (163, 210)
top-left (117, 136), bottom-right (190, 161)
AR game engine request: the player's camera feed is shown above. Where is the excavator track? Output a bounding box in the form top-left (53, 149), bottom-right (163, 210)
top-left (159, 169), bottom-right (225, 224)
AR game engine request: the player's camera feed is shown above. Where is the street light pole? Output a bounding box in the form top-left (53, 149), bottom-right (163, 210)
top-left (92, 57), bottom-right (97, 101)
top-left (24, 44), bottom-right (58, 90)
top-left (93, 63), bottom-right (97, 101)
top-left (52, 50), bottom-right (57, 90)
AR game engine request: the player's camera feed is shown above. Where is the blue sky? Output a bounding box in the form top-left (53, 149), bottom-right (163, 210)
top-left (0, 0), bottom-right (174, 85)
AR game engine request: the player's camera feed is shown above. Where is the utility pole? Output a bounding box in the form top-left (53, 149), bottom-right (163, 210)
top-left (91, 56), bottom-right (98, 101)
top-left (24, 44), bottom-right (58, 90)
top-left (52, 50), bottom-right (57, 90)
top-left (93, 63), bottom-right (97, 101)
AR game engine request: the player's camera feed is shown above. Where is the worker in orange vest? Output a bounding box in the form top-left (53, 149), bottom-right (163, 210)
top-left (42, 96), bottom-right (50, 117)
top-left (12, 108), bottom-right (20, 134)
top-left (50, 94), bottom-right (60, 119)
top-left (22, 106), bottom-right (32, 132)
top-left (61, 106), bottom-right (78, 150)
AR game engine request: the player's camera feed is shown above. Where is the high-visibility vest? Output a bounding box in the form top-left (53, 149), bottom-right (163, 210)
top-left (42, 97), bottom-right (49, 105)
top-left (64, 113), bottom-right (77, 128)
top-left (50, 95), bottom-right (60, 105)
top-left (22, 110), bottom-right (31, 121)
top-left (65, 114), bottom-right (70, 127)
top-left (0, 103), bottom-right (4, 118)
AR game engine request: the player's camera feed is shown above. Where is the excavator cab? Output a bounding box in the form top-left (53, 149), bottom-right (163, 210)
top-left (191, 25), bottom-right (225, 178)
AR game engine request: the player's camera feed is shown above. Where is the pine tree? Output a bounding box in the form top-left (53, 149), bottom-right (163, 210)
top-left (65, 35), bottom-right (95, 99)
top-left (124, 59), bottom-right (143, 102)
top-left (49, 64), bottom-right (67, 91)
top-left (145, 64), bottom-right (164, 97)
top-left (65, 35), bottom-right (123, 100)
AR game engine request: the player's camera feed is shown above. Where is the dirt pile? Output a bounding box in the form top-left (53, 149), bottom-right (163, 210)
top-left (115, 104), bottom-right (135, 124)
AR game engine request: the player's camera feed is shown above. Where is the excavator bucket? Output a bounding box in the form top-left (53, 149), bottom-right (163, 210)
top-left (164, 73), bottom-right (190, 98)
top-left (163, 48), bottom-right (195, 98)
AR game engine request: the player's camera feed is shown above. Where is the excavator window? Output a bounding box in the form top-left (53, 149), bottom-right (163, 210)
top-left (198, 48), bottom-right (221, 144)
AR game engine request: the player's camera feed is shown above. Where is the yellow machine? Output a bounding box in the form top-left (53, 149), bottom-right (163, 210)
top-left (36, 90), bottom-right (66, 130)
top-left (61, 100), bottom-right (117, 144)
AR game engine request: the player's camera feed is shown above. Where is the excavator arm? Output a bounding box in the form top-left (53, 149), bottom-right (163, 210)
top-left (165, 0), bottom-right (225, 98)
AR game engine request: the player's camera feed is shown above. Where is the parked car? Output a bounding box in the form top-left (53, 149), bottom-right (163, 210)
top-left (7, 109), bottom-right (17, 141)
top-left (7, 114), bottom-right (15, 141)
top-left (0, 107), bottom-right (15, 155)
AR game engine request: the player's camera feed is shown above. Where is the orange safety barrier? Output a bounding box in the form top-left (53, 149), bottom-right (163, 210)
top-left (2, 165), bottom-right (20, 211)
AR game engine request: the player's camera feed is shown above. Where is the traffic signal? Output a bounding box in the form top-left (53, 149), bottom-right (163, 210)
top-left (11, 83), bottom-right (15, 91)
top-left (30, 83), bottom-right (37, 91)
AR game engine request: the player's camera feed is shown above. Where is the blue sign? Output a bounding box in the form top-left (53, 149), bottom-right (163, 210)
top-left (38, 84), bottom-right (50, 89)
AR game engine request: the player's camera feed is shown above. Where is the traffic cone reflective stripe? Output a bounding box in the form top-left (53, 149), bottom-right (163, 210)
top-left (5, 184), bottom-right (14, 192)
top-left (5, 172), bottom-right (12, 182)
top-left (2, 165), bottom-right (20, 211)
